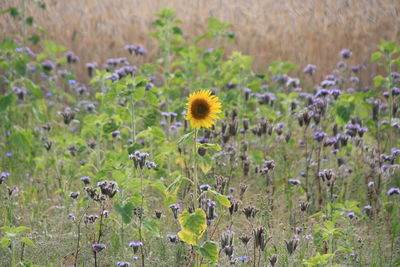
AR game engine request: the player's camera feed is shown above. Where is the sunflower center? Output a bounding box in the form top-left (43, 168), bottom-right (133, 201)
top-left (191, 99), bottom-right (210, 120)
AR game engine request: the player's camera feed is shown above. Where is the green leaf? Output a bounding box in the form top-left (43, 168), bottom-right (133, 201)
top-left (177, 131), bottom-right (194, 145)
top-left (393, 258), bottom-right (400, 266)
top-left (0, 238), bottom-right (11, 248)
top-left (143, 219), bottom-right (160, 237)
top-left (208, 190), bottom-right (231, 207)
top-left (392, 57), bottom-right (400, 67)
top-left (9, 7), bottom-right (19, 18)
top-left (145, 91), bottom-right (159, 107)
top-left (198, 241), bottom-right (219, 263)
top-left (114, 202), bottom-right (134, 224)
top-left (24, 79), bottom-right (43, 98)
top-left (198, 143), bottom-right (221, 151)
top-left (21, 237), bottom-right (36, 248)
top-left (178, 208), bottom-right (207, 245)
top-left (103, 121), bottom-right (118, 134)
top-left (28, 34), bottom-right (40, 45)
top-left (0, 94), bottom-right (14, 112)
top-left (373, 75), bottom-right (385, 87)
top-left (370, 52), bottom-right (382, 62)
top-left (133, 87), bottom-right (145, 101)
top-left (25, 16), bottom-right (34, 25)
top-left (336, 103), bottom-right (355, 124)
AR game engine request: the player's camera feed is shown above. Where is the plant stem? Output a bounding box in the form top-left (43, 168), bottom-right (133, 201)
top-left (139, 169), bottom-right (145, 267)
top-left (193, 129), bottom-right (198, 209)
top-left (130, 93), bottom-right (136, 142)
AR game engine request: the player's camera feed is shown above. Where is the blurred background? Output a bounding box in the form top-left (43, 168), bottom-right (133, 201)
top-left (1, 0), bottom-right (400, 81)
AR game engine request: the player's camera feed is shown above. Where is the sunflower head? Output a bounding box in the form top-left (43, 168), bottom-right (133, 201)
top-left (185, 90), bottom-right (222, 129)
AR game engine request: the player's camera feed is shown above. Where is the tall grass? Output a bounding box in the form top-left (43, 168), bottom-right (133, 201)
top-left (1, 0), bottom-right (399, 81)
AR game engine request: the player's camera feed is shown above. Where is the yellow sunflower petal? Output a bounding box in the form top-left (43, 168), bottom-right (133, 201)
top-left (185, 90), bottom-right (222, 129)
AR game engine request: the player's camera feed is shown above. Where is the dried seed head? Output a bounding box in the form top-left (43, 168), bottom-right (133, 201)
top-left (253, 226), bottom-right (270, 251)
top-left (285, 238), bottom-right (299, 255)
top-left (154, 210), bottom-right (162, 219)
top-left (239, 183), bottom-right (248, 199)
top-left (239, 235), bottom-right (251, 245)
top-left (228, 199), bottom-right (241, 215)
top-left (242, 205), bottom-right (259, 219)
top-left (269, 254), bottom-right (278, 266)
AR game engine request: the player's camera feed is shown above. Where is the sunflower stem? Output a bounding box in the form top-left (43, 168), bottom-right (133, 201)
top-left (193, 128), bottom-right (198, 209)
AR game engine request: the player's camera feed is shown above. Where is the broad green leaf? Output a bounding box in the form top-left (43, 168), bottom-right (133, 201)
top-left (209, 190), bottom-right (231, 207)
top-left (178, 208), bottom-right (207, 245)
top-left (370, 52), bottom-right (382, 62)
top-left (21, 237), bottom-right (36, 248)
top-left (198, 241), bottom-right (219, 263)
top-left (0, 238), bottom-right (11, 248)
top-left (198, 143), bottom-right (221, 151)
top-left (373, 75), bottom-right (385, 87)
top-left (103, 121), bottom-right (118, 134)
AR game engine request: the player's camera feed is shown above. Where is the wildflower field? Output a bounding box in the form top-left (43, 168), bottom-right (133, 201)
top-left (0, 3), bottom-right (400, 267)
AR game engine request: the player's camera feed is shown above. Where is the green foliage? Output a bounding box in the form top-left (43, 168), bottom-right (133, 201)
top-left (178, 208), bottom-right (207, 245)
top-left (303, 253), bottom-right (334, 266)
top-left (197, 241), bottom-right (219, 263)
top-left (0, 7), bottom-right (399, 267)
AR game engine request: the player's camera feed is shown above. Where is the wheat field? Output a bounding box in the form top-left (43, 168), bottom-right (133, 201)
top-left (1, 0), bottom-right (400, 80)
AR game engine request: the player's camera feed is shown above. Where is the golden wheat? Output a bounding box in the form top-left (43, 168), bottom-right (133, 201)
top-left (1, 0), bottom-right (399, 81)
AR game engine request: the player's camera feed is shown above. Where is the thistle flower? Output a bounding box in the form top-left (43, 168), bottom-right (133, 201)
top-left (340, 49), bottom-right (352, 59)
top-left (84, 214), bottom-right (99, 224)
top-left (0, 172), bottom-right (10, 184)
top-left (169, 204), bottom-right (180, 219)
top-left (303, 64), bottom-right (316, 75)
top-left (65, 51), bottom-right (79, 64)
top-left (97, 181), bottom-right (119, 198)
top-left (42, 59), bottom-right (55, 71)
top-left (92, 243), bottom-right (106, 253)
top-left (313, 132), bottom-right (327, 142)
top-left (387, 188), bottom-right (400, 196)
top-left (167, 234), bottom-right (178, 243)
top-left (347, 211), bottom-right (356, 219)
top-left (200, 184), bottom-right (211, 191)
top-left (129, 241), bottom-right (143, 253)
top-left (288, 179), bottom-right (301, 186)
top-left (116, 262), bottom-right (130, 267)
top-left (69, 192), bottom-right (80, 199)
top-left (206, 200), bottom-right (217, 220)
top-left (59, 107), bottom-right (76, 125)
top-left (154, 210), bottom-right (162, 219)
top-left (364, 205), bottom-right (373, 218)
top-left (318, 169), bottom-right (336, 186)
top-left (111, 130), bottom-right (120, 138)
top-left (67, 145), bottom-right (77, 157)
top-left (300, 202), bottom-right (309, 212)
top-left (237, 256), bottom-right (248, 263)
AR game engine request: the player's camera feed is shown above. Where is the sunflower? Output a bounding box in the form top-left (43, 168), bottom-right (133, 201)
top-left (185, 90), bottom-right (222, 129)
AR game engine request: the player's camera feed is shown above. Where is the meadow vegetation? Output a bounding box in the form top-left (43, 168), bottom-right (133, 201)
top-left (0, 4), bottom-right (400, 267)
